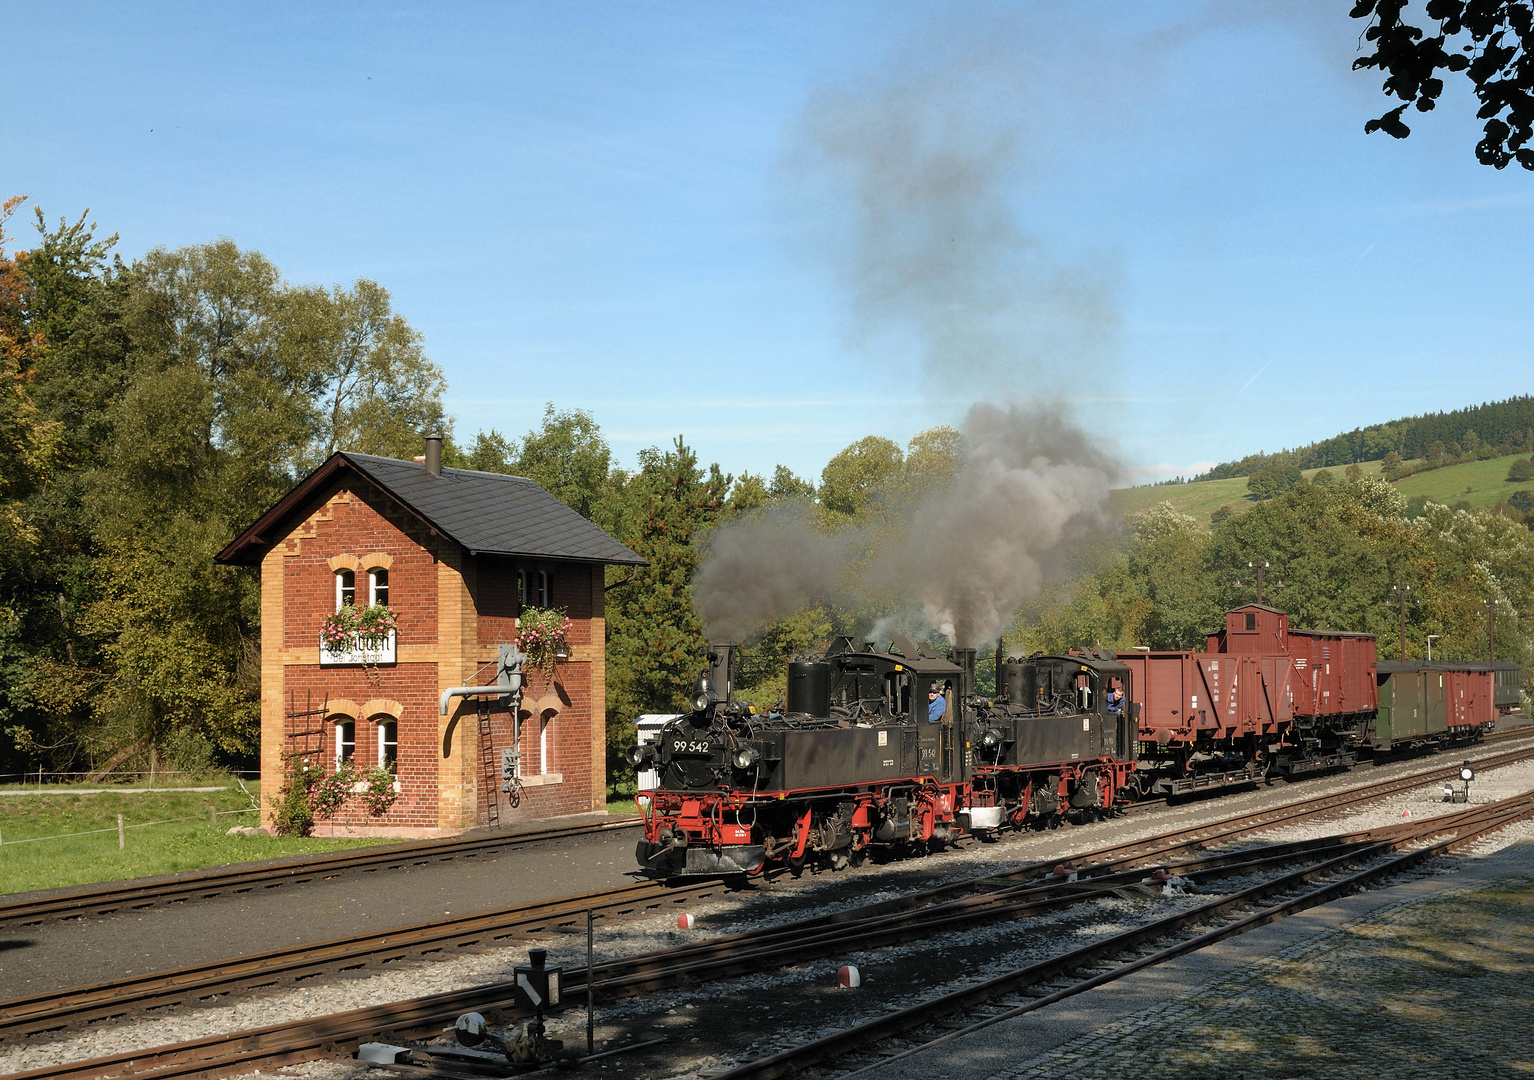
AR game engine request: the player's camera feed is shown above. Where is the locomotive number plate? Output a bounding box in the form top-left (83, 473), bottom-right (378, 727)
top-left (672, 740), bottom-right (715, 754)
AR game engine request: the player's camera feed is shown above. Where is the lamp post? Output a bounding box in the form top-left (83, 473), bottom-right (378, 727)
top-left (1249, 560), bottom-right (1269, 604)
top-left (1427, 634), bottom-right (1439, 661)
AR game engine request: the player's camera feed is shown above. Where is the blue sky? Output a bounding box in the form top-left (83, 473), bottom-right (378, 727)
top-left (6, 2), bottom-right (1532, 484)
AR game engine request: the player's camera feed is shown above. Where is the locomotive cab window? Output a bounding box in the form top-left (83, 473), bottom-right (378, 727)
top-left (884, 671), bottom-right (911, 717)
top-left (335, 569), bottom-right (356, 610)
top-left (1076, 671), bottom-right (1094, 712)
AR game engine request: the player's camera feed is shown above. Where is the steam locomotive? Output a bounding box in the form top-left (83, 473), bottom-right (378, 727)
top-left (630, 637), bottom-right (1136, 877)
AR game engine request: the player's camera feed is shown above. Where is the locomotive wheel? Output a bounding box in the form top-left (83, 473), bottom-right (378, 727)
top-left (788, 854), bottom-right (807, 877)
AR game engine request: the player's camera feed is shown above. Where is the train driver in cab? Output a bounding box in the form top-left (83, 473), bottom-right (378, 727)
top-left (928, 682), bottom-right (947, 723)
top-left (1106, 682), bottom-right (1125, 715)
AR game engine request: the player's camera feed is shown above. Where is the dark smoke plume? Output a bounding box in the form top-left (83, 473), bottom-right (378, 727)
top-left (696, 15), bottom-right (1125, 647)
top-left (692, 502), bottom-right (854, 644)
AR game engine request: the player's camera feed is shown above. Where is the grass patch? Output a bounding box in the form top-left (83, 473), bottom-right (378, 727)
top-left (0, 779), bottom-right (394, 895)
top-left (1111, 453), bottom-right (1530, 528)
top-left (606, 781), bottom-right (643, 816)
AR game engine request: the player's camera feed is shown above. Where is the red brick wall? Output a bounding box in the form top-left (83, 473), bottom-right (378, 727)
top-left (283, 486), bottom-right (439, 652)
top-left (265, 479), bottom-right (606, 833)
top-left (283, 663), bottom-right (442, 828)
top-left (471, 559), bottom-right (600, 823)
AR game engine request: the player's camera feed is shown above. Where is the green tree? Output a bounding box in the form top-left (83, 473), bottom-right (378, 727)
top-left (1246, 463), bottom-right (1304, 500)
top-left (818, 435), bottom-right (903, 517)
top-left (1508, 458), bottom-right (1534, 482)
top-left (604, 438), bottom-right (729, 769)
top-left (769, 464), bottom-right (816, 500)
top-left (512, 404), bottom-right (620, 528)
top-left (284, 277), bottom-right (447, 462)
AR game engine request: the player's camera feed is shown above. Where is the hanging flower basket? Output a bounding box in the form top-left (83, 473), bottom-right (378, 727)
top-left (517, 607), bottom-right (572, 680)
top-left (320, 603), bottom-right (400, 674)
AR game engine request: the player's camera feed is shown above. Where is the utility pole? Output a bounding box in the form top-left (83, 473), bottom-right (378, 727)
top-left (1395, 584), bottom-right (1411, 660)
top-left (1249, 560), bottom-right (1268, 605)
top-left (1487, 599), bottom-right (1496, 663)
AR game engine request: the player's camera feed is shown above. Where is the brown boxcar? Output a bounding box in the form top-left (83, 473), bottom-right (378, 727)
top-left (1441, 664), bottom-right (1496, 732)
top-left (1118, 651), bottom-right (1294, 743)
top-left (1208, 605), bottom-right (1377, 720)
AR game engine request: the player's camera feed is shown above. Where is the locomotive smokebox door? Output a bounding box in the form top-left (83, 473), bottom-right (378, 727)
top-left (514, 947), bottom-right (562, 1010)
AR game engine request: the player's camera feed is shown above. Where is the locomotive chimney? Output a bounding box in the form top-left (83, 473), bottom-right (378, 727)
top-left (424, 435), bottom-right (442, 477)
top-left (952, 647), bottom-right (976, 700)
top-left (708, 642), bottom-right (738, 703)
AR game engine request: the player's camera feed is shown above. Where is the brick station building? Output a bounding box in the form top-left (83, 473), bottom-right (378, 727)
top-left (216, 444), bottom-right (643, 837)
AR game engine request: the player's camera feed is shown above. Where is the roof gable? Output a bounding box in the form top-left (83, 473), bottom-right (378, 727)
top-left (216, 452), bottom-right (643, 568)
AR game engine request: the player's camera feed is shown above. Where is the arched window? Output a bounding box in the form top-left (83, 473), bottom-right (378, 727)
top-left (539, 711), bottom-right (553, 775)
top-left (335, 719), bottom-right (356, 766)
top-left (516, 570), bottom-right (527, 606)
top-left (369, 567), bottom-right (389, 607)
top-left (377, 719), bottom-right (397, 769)
top-left (336, 569), bottom-right (356, 611)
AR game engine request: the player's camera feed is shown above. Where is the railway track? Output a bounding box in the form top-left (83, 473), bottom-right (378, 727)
top-left (0, 815), bottom-right (643, 930)
top-left (722, 790), bottom-right (1534, 1079)
top-left (6, 740), bottom-right (1530, 1047)
top-left (8, 743), bottom-right (1532, 1080)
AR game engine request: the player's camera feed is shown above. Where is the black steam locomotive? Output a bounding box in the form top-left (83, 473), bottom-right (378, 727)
top-left (630, 640), bottom-right (1138, 877)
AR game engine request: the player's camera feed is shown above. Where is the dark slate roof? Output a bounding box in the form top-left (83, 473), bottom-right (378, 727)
top-left (216, 452), bottom-right (644, 567)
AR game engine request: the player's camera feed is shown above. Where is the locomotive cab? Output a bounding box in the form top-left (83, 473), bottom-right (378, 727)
top-left (966, 652), bottom-right (1139, 827)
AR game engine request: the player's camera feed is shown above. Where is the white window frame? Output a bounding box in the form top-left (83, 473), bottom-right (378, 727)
top-left (537, 570), bottom-right (552, 608)
top-left (368, 567), bottom-right (389, 607)
top-left (377, 718), bottom-right (397, 769)
top-left (539, 712), bottom-right (551, 775)
top-left (336, 569), bottom-right (356, 611)
top-left (335, 719), bottom-right (356, 766)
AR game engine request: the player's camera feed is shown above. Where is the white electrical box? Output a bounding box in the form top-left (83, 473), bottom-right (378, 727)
top-left (634, 714), bottom-right (683, 792)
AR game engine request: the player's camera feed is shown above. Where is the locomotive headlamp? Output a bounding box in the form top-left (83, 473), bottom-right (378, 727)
top-left (981, 728), bottom-right (1002, 749)
top-left (732, 747), bottom-right (760, 770)
top-left (692, 674), bottom-right (717, 713)
top-left (1461, 762), bottom-right (1475, 782)
top-left (626, 743), bottom-right (656, 768)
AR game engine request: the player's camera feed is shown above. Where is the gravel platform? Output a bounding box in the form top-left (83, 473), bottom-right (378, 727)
top-left (870, 831), bottom-right (1534, 1080)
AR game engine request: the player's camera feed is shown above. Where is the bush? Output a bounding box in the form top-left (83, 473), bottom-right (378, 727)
top-left (1510, 490), bottom-right (1534, 513)
top-left (1507, 458), bottom-right (1534, 482)
top-left (273, 754), bottom-right (316, 836)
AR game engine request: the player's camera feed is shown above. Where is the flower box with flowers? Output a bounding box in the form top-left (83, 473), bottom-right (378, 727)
top-left (320, 603), bottom-right (400, 666)
top-left (516, 607), bottom-right (572, 681)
